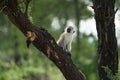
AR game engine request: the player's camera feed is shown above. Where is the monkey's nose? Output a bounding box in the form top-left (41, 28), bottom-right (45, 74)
top-left (73, 31), bottom-right (75, 33)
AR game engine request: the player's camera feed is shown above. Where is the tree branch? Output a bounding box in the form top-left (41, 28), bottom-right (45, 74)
top-left (24, 0), bottom-right (31, 16)
top-left (0, 0), bottom-right (86, 80)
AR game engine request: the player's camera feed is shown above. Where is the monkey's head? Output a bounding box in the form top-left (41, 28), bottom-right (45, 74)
top-left (65, 26), bottom-right (75, 34)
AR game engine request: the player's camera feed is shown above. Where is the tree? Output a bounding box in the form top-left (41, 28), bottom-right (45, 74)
top-left (73, 0), bottom-right (81, 51)
top-left (0, 0), bottom-right (86, 80)
top-left (93, 0), bottom-right (118, 80)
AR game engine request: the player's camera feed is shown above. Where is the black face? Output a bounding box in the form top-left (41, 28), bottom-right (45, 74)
top-left (67, 28), bottom-right (71, 33)
top-left (67, 26), bottom-right (74, 33)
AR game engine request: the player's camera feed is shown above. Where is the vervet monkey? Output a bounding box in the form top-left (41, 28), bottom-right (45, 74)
top-left (57, 26), bottom-right (75, 52)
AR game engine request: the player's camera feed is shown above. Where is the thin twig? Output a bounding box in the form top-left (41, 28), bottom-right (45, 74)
top-left (0, 6), bottom-right (6, 13)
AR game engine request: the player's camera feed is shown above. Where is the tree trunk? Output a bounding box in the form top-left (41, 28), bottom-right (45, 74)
top-left (93, 0), bottom-right (118, 80)
top-left (73, 0), bottom-right (81, 52)
top-left (0, 0), bottom-right (86, 80)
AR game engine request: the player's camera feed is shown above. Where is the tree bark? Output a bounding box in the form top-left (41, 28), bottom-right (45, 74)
top-left (0, 0), bottom-right (86, 80)
top-left (93, 0), bottom-right (118, 80)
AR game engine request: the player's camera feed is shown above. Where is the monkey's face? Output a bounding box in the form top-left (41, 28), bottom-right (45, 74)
top-left (66, 26), bottom-right (75, 34)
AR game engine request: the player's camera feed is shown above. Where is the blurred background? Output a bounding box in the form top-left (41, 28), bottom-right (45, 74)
top-left (0, 0), bottom-right (120, 80)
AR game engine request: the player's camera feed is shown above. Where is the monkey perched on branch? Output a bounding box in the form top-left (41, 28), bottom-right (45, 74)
top-left (57, 26), bottom-right (75, 52)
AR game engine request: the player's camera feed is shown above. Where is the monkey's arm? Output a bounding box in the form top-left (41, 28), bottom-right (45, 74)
top-left (57, 33), bottom-right (65, 47)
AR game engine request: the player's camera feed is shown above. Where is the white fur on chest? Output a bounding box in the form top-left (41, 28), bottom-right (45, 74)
top-left (63, 32), bottom-right (73, 44)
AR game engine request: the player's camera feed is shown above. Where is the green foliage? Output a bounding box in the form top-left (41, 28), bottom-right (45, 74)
top-left (29, 0), bottom-right (92, 28)
top-left (71, 33), bottom-right (98, 80)
top-left (116, 0), bottom-right (120, 7)
top-left (102, 66), bottom-right (120, 80)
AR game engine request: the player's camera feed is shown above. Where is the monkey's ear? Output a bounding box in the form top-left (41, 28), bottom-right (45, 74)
top-left (26, 31), bottom-right (37, 48)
